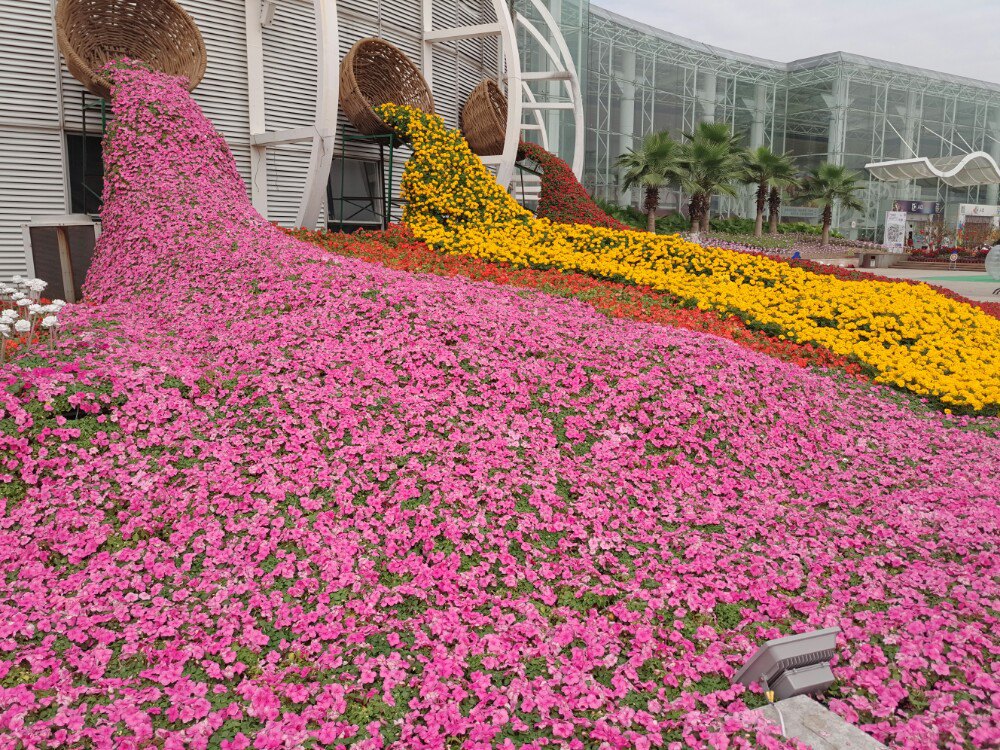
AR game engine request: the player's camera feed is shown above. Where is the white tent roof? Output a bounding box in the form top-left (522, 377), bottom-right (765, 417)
top-left (865, 151), bottom-right (1000, 187)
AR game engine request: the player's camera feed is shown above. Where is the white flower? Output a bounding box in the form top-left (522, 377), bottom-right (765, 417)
top-left (52, 299), bottom-right (67, 309)
top-left (0, 325), bottom-right (10, 337)
top-left (11, 291), bottom-right (25, 301)
top-left (29, 304), bottom-right (42, 314)
top-left (0, 310), bottom-right (16, 323)
top-left (16, 298), bottom-right (31, 307)
top-left (11, 275), bottom-right (23, 284)
top-left (41, 316), bottom-right (59, 329)
top-left (14, 320), bottom-right (30, 334)
top-left (29, 279), bottom-right (47, 292)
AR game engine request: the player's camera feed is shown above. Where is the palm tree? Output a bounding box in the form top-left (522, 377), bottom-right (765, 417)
top-left (767, 186), bottom-right (783, 235)
top-left (616, 132), bottom-right (683, 232)
top-left (679, 123), bottom-right (746, 233)
top-left (743, 147), bottom-right (799, 237)
top-left (800, 162), bottom-right (865, 246)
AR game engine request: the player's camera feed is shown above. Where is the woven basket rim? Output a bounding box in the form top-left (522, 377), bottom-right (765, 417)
top-left (339, 37), bottom-right (435, 136)
top-left (55, 0), bottom-right (207, 99)
top-left (461, 78), bottom-right (508, 156)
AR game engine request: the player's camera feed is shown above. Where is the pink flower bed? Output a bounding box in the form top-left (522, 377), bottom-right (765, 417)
top-left (1, 66), bottom-right (999, 749)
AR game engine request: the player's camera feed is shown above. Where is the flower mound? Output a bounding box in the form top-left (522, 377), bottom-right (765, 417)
top-left (292, 225), bottom-right (863, 376)
top-left (517, 142), bottom-right (628, 230)
top-left (1, 68), bottom-right (1000, 750)
top-left (379, 105), bottom-right (1000, 413)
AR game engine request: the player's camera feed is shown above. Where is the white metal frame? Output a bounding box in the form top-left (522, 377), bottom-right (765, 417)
top-left (241, 0), bottom-right (583, 223)
top-left (422, 0), bottom-right (523, 188)
top-left (245, 0), bottom-right (340, 229)
top-left (515, 0), bottom-right (585, 179)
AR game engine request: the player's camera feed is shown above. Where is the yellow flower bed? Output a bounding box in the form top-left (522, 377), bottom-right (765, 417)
top-left (378, 104), bottom-right (1000, 413)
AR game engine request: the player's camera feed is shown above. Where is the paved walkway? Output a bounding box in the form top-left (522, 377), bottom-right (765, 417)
top-left (850, 266), bottom-right (1000, 302)
top-left (754, 696), bottom-right (887, 750)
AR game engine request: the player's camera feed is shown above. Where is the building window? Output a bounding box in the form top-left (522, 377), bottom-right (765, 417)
top-left (66, 133), bottom-right (104, 216)
top-left (327, 158), bottom-right (384, 230)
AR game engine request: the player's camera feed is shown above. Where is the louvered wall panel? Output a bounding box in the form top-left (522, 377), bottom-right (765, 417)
top-left (0, 0), bottom-right (507, 258)
top-left (0, 0), bottom-right (66, 276)
top-left (0, 132), bottom-right (67, 277)
top-left (176, 0), bottom-right (252, 184)
top-left (261, 0), bottom-right (320, 225)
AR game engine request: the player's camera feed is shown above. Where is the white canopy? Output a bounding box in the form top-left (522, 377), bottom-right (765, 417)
top-left (865, 151), bottom-right (1000, 187)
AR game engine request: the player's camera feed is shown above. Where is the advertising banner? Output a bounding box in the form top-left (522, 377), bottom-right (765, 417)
top-left (884, 211), bottom-right (907, 250)
top-left (892, 199), bottom-right (943, 216)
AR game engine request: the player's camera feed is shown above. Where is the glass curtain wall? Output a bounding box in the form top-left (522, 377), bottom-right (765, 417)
top-left (583, 8), bottom-right (782, 218)
top-left (552, 4), bottom-right (1000, 239)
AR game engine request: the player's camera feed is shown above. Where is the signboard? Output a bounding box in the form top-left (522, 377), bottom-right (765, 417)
top-left (958, 203), bottom-right (999, 219)
top-left (884, 211), bottom-right (907, 250)
top-left (892, 199), bottom-right (943, 216)
top-left (781, 206), bottom-right (821, 220)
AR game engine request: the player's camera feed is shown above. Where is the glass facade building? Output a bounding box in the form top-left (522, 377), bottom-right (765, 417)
top-left (547, 4), bottom-right (1000, 240)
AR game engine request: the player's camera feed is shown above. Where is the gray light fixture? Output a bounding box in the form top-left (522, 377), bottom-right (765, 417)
top-left (734, 627), bottom-right (841, 702)
top-left (260, 0), bottom-right (277, 27)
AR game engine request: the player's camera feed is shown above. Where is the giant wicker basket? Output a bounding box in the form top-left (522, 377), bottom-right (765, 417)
top-left (55, 0), bottom-right (207, 101)
top-left (460, 79), bottom-right (508, 156)
top-left (339, 38), bottom-right (435, 135)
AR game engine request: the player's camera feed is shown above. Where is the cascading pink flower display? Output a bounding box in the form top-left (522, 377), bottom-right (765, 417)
top-left (0, 65), bottom-right (998, 749)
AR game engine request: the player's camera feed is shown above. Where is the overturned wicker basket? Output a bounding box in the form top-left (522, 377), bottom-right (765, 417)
top-left (461, 79), bottom-right (508, 156)
top-left (339, 38), bottom-right (435, 135)
top-left (55, 0), bottom-right (207, 100)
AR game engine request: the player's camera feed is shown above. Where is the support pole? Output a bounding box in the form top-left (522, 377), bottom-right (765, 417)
top-left (55, 227), bottom-right (76, 304)
top-left (296, 0), bottom-right (340, 229)
top-left (245, 0), bottom-right (269, 215)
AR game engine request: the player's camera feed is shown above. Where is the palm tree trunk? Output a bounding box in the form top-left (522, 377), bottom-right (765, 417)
top-left (768, 187), bottom-right (780, 234)
top-left (688, 195), bottom-right (699, 231)
top-left (755, 181), bottom-right (767, 237)
top-left (822, 204), bottom-right (833, 246)
top-left (643, 187), bottom-right (659, 233)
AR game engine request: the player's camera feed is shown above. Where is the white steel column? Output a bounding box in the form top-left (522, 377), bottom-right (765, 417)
top-left (245, 0), bottom-right (268, 214)
top-left (296, 0), bottom-right (339, 229)
top-left (618, 49), bottom-right (635, 204)
top-left (987, 109), bottom-right (1000, 207)
top-left (824, 76), bottom-right (848, 167)
top-left (697, 71), bottom-right (717, 124)
top-left (245, 0), bottom-right (339, 228)
top-left (494, 0), bottom-right (522, 188)
top-left (750, 83), bottom-right (767, 149)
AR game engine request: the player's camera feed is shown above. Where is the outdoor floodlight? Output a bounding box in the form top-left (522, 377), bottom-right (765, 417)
top-left (733, 627), bottom-right (841, 702)
top-left (260, 0), bottom-right (277, 27)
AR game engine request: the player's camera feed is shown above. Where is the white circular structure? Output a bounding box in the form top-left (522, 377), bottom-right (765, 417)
top-left (247, 0), bottom-right (584, 228)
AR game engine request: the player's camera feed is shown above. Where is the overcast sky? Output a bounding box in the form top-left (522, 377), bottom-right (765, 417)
top-left (593, 1), bottom-right (1000, 84)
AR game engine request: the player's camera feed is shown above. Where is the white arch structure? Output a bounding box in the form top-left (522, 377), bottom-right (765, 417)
top-left (866, 151), bottom-right (1000, 188)
top-left (244, 0), bottom-right (584, 228)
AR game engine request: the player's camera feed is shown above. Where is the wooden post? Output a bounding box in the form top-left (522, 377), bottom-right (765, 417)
top-left (55, 226), bottom-right (76, 303)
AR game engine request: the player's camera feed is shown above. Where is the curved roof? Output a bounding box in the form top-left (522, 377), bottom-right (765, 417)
top-left (865, 152), bottom-right (1000, 187)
